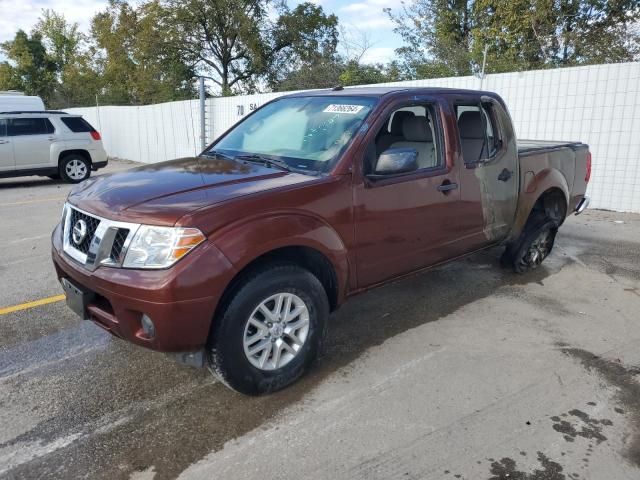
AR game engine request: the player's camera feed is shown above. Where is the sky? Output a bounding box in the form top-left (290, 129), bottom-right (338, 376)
top-left (0, 0), bottom-right (404, 64)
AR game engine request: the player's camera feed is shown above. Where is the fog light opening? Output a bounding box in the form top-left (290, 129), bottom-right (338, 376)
top-left (141, 314), bottom-right (156, 339)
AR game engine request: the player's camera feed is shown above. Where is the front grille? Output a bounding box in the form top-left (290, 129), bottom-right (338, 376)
top-left (68, 209), bottom-right (100, 254)
top-left (110, 228), bottom-right (130, 262)
top-left (62, 203), bottom-right (140, 271)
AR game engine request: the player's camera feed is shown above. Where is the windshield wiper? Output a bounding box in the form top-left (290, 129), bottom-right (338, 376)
top-left (201, 149), bottom-right (235, 161)
top-left (235, 154), bottom-right (291, 172)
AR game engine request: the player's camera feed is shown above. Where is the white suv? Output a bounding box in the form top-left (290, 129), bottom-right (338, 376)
top-left (0, 111), bottom-right (108, 183)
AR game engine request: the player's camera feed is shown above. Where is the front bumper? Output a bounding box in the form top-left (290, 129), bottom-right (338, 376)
top-left (51, 222), bottom-right (235, 353)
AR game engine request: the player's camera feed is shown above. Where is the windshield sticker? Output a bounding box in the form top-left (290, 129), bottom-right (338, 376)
top-left (323, 104), bottom-right (365, 114)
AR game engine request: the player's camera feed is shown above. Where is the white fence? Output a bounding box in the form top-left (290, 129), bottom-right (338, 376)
top-left (68, 62), bottom-right (640, 213)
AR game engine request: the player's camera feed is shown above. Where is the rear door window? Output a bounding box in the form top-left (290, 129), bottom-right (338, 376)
top-left (61, 116), bottom-right (94, 133)
top-left (8, 118), bottom-right (55, 136)
top-left (455, 104), bottom-right (500, 163)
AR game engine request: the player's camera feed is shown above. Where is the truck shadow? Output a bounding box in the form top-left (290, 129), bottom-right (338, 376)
top-left (6, 246), bottom-right (570, 480)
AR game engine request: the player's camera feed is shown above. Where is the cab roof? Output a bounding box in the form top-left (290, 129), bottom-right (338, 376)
top-left (282, 86), bottom-right (496, 98)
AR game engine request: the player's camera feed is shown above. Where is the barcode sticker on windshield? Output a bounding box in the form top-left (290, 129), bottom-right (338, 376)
top-left (323, 104), bottom-right (364, 114)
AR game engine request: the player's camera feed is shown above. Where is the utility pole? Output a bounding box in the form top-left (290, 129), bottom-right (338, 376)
top-left (199, 77), bottom-right (206, 151)
top-left (95, 94), bottom-right (102, 133)
top-left (479, 45), bottom-right (489, 90)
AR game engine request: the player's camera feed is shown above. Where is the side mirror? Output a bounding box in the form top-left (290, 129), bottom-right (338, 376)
top-left (372, 148), bottom-right (418, 176)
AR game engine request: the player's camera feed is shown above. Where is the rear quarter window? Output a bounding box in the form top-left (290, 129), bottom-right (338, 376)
top-left (0, 119), bottom-right (7, 137)
top-left (61, 117), bottom-right (95, 133)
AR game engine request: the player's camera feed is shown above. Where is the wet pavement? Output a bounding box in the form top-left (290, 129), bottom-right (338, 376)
top-left (1, 162), bottom-right (639, 479)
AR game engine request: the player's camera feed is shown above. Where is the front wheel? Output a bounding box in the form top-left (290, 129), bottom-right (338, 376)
top-left (501, 217), bottom-right (558, 273)
top-left (208, 264), bottom-right (329, 395)
top-left (60, 154), bottom-right (91, 183)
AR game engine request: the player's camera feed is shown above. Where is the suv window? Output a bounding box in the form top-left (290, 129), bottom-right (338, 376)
top-left (61, 116), bottom-right (94, 133)
top-left (0, 119), bottom-right (6, 137)
top-left (8, 118), bottom-right (55, 136)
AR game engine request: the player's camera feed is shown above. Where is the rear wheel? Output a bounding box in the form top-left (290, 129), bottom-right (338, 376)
top-left (60, 154), bottom-right (91, 183)
top-left (501, 216), bottom-right (558, 273)
top-left (208, 264), bottom-right (329, 395)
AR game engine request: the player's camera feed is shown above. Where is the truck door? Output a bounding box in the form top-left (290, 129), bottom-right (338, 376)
top-left (0, 119), bottom-right (14, 172)
top-left (353, 98), bottom-right (471, 288)
top-left (455, 96), bottom-right (519, 243)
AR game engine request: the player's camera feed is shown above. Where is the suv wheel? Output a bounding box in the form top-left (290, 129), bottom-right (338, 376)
top-left (60, 154), bottom-right (91, 183)
top-left (501, 216), bottom-right (558, 273)
top-left (208, 264), bottom-right (329, 395)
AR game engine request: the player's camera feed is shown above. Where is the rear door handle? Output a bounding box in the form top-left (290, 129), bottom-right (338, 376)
top-left (437, 182), bottom-right (458, 193)
top-left (0, 139), bottom-right (9, 144)
top-left (498, 168), bottom-right (513, 181)
top-left (47, 137), bottom-right (56, 141)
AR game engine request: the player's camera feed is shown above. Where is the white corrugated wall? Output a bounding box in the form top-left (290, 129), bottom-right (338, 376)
top-left (67, 62), bottom-right (640, 213)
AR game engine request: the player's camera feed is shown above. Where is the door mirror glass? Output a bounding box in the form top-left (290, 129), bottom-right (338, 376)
top-left (373, 148), bottom-right (418, 175)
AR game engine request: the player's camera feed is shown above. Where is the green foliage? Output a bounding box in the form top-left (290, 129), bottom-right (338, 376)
top-left (1, 0), bottom-right (638, 105)
top-left (0, 30), bottom-right (57, 103)
top-left (386, 0), bottom-right (640, 79)
top-left (339, 61), bottom-right (400, 86)
top-left (166, 0), bottom-right (340, 95)
top-left (267, 3), bottom-right (340, 91)
top-left (92, 0), bottom-right (196, 105)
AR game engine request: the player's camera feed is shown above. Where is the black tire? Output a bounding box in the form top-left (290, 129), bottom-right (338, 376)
top-left (59, 154), bottom-right (91, 183)
top-left (208, 264), bottom-right (329, 395)
top-left (501, 216), bottom-right (558, 273)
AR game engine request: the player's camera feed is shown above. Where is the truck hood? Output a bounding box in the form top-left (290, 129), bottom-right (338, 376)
top-left (68, 156), bottom-right (315, 225)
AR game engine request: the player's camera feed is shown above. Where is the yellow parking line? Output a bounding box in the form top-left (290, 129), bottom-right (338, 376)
top-left (0, 294), bottom-right (66, 315)
top-left (2, 197), bottom-right (66, 207)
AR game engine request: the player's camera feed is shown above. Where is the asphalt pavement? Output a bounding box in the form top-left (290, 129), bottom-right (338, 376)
top-left (1, 160), bottom-right (639, 480)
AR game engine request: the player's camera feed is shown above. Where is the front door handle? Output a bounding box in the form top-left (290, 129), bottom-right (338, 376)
top-left (0, 139), bottom-right (9, 145)
top-left (437, 181), bottom-right (458, 193)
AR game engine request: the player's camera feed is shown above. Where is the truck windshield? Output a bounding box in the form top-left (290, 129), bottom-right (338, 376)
top-left (208, 96), bottom-right (377, 172)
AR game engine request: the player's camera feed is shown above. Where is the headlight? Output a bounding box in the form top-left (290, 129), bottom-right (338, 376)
top-left (123, 226), bottom-right (206, 269)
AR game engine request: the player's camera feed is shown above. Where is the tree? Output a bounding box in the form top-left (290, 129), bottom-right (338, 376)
top-left (267, 3), bottom-right (339, 90)
top-left (0, 30), bottom-right (57, 104)
top-left (386, 0), bottom-right (475, 79)
top-left (91, 0), bottom-right (196, 105)
top-left (472, 0), bottom-right (640, 70)
top-left (165, 0), bottom-right (339, 95)
top-left (386, 0), bottom-right (640, 79)
top-left (339, 61), bottom-right (400, 86)
top-left (33, 10), bottom-right (100, 107)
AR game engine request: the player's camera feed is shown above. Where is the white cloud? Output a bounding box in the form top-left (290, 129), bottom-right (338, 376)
top-left (360, 46), bottom-right (396, 64)
top-left (0, 0), bottom-right (108, 43)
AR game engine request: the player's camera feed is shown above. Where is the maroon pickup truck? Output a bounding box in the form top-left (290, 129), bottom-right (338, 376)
top-left (52, 87), bottom-right (591, 394)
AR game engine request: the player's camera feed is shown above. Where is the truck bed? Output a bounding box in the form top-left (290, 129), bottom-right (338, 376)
top-left (517, 139), bottom-right (586, 156)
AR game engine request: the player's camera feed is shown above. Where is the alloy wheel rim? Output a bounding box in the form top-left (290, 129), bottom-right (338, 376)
top-left (66, 159), bottom-right (87, 180)
top-left (243, 292), bottom-right (310, 371)
top-left (525, 230), bottom-right (552, 266)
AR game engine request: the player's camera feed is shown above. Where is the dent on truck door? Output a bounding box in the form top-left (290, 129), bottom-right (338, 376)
top-left (457, 98), bottom-right (518, 243)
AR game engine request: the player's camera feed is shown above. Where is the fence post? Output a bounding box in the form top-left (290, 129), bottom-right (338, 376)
top-left (199, 77), bottom-right (206, 151)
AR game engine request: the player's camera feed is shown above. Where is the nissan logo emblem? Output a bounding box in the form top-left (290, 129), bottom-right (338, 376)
top-left (72, 219), bottom-right (88, 245)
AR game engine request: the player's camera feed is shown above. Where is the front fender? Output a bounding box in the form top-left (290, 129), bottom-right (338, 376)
top-left (509, 167), bottom-right (570, 241)
top-left (210, 212), bottom-right (350, 302)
